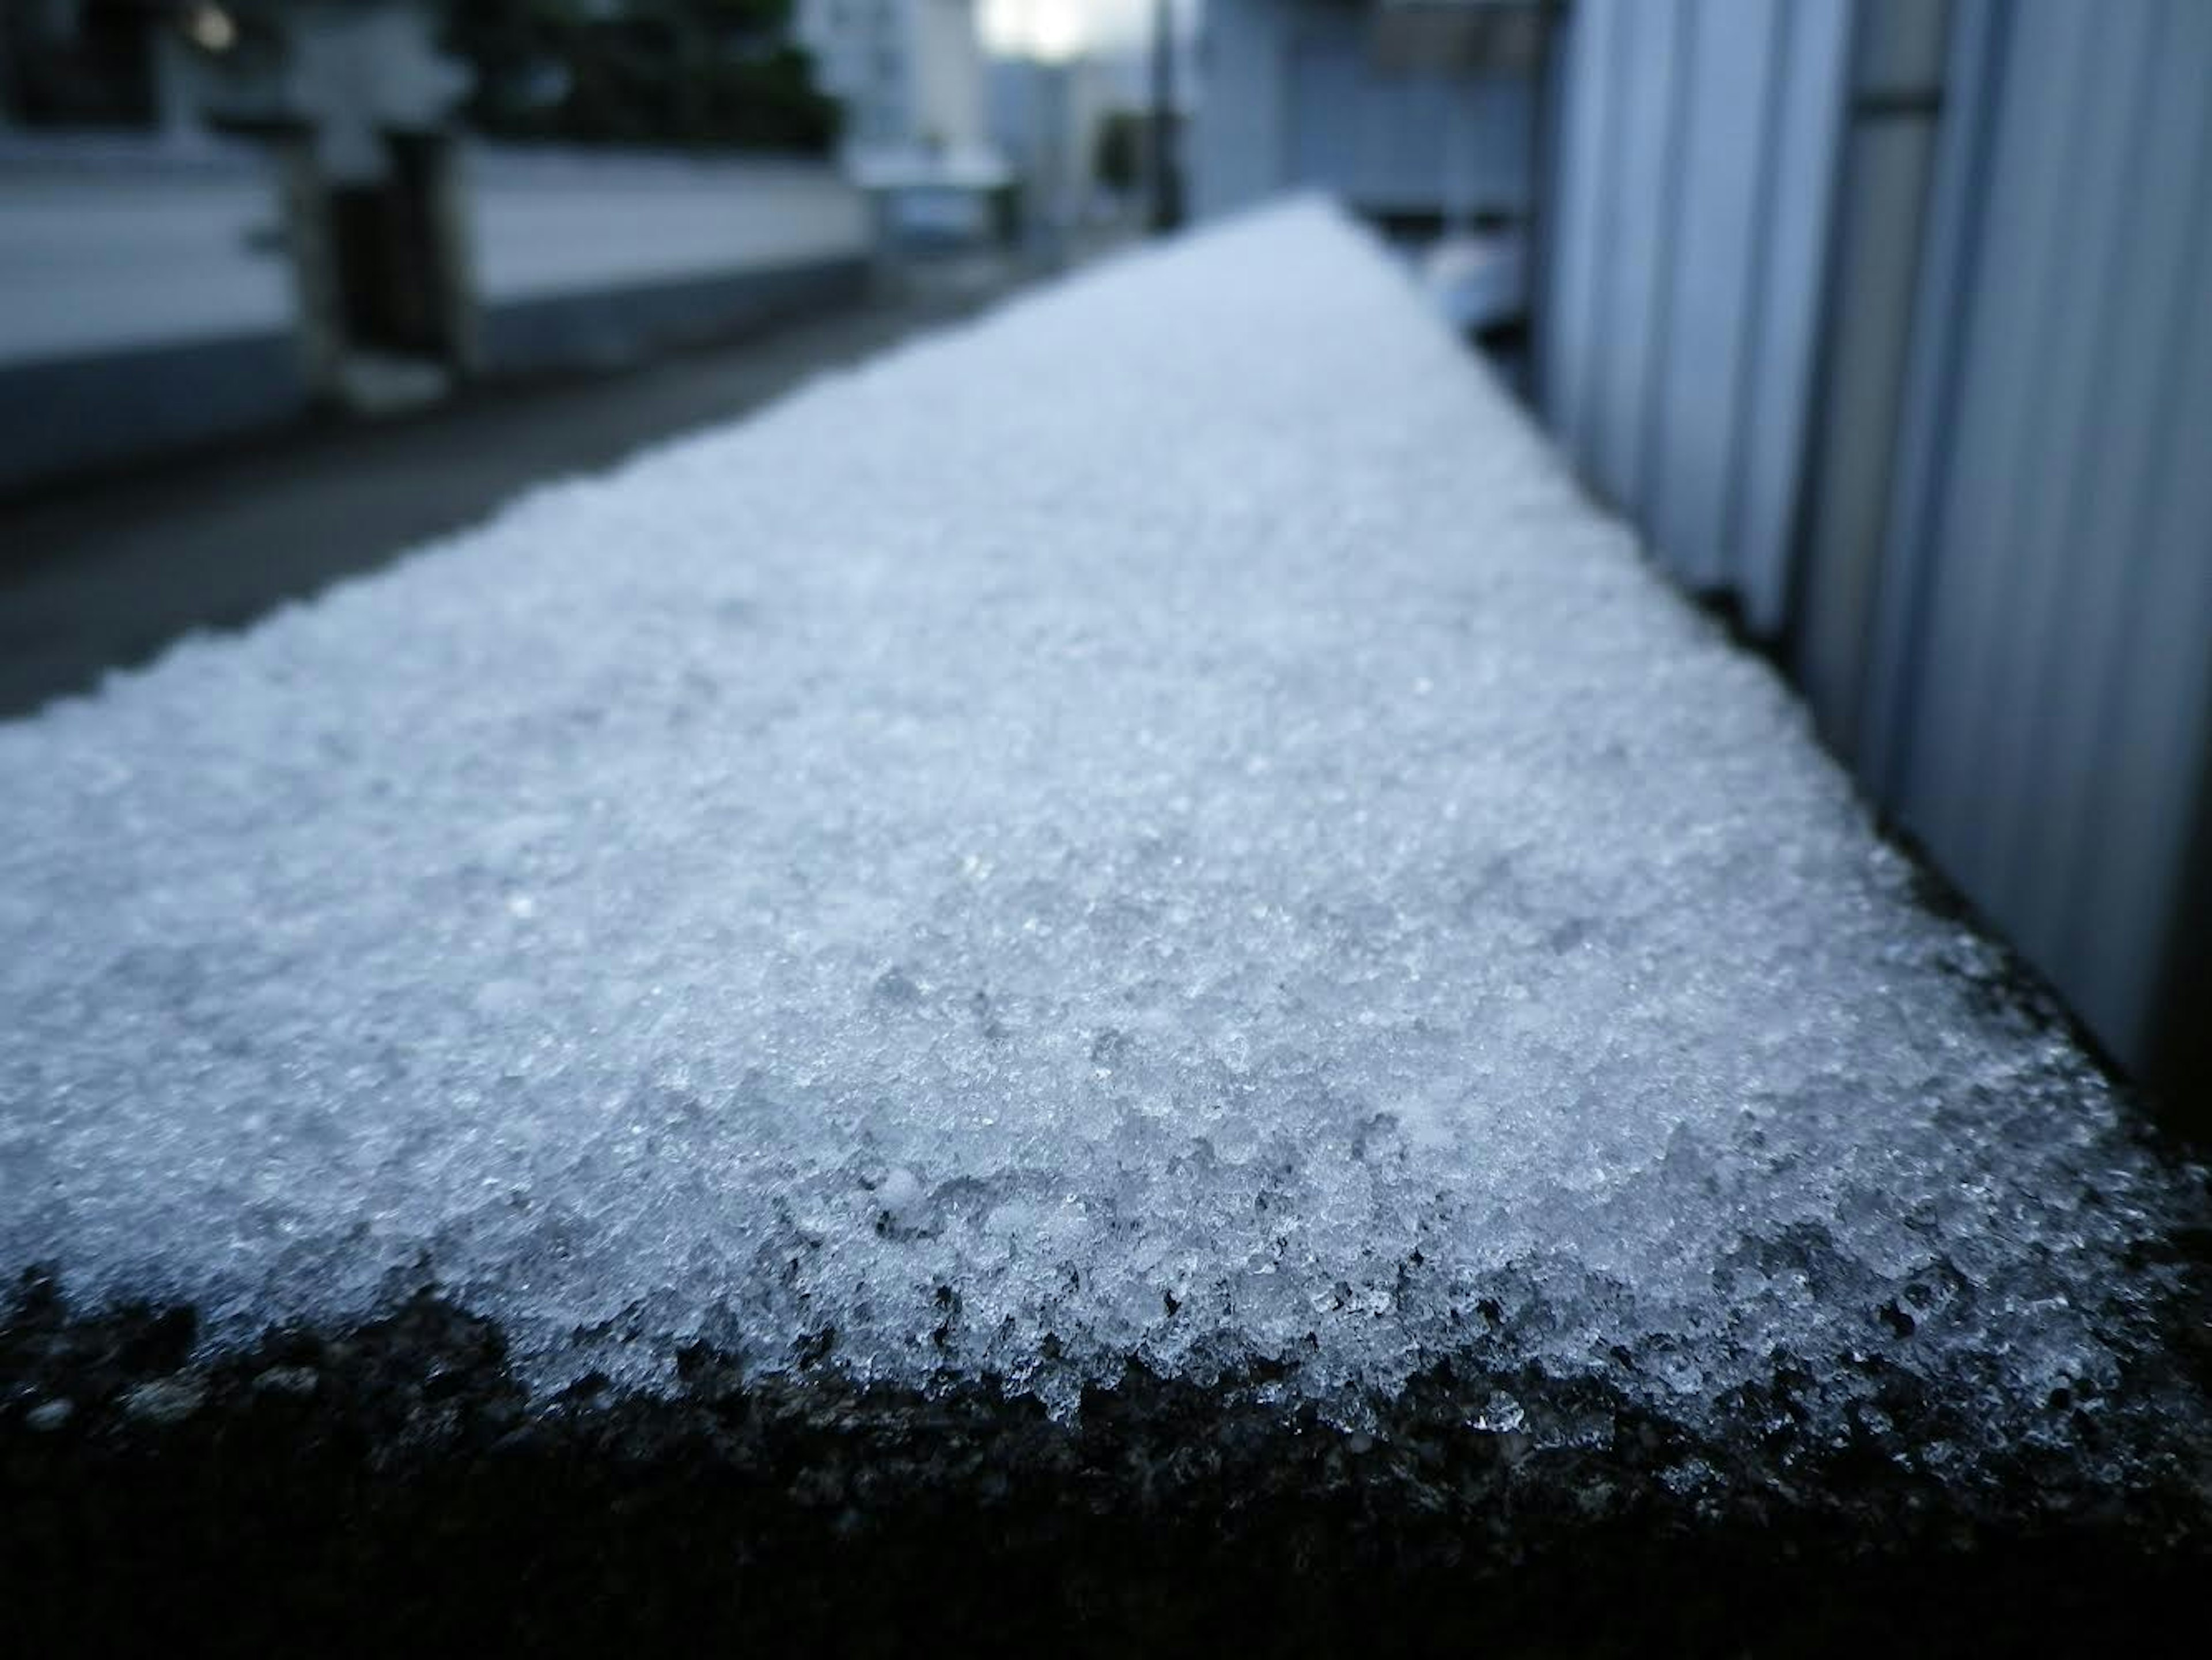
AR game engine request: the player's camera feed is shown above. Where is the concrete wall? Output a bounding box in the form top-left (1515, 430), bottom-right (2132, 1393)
top-left (0, 145), bottom-right (297, 364)
top-left (462, 147), bottom-right (870, 375)
top-left (0, 137), bottom-right (311, 494)
top-left (0, 139), bottom-right (870, 494)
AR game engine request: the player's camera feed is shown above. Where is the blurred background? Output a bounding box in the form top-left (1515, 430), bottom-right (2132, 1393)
top-left (0, 0), bottom-right (1188, 482)
top-left (2, 0), bottom-right (2206, 1125)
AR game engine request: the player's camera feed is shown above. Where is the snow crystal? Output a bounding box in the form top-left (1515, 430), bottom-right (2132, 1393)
top-left (0, 203), bottom-right (2203, 1458)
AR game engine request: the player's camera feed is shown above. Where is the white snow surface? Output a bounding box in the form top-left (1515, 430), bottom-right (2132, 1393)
top-left (1, 204), bottom-right (2201, 1449)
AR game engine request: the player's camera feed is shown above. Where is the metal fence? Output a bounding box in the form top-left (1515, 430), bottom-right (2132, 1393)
top-left (1540, 0), bottom-right (2212, 1106)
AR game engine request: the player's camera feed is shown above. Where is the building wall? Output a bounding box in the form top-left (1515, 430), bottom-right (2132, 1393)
top-left (798, 0), bottom-right (910, 148)
top-left (1190, 0), bottom-right (1287, 219)
top-left (463, 146), bottom-right (871, 374)
top-left (800, 0), bottom-right (986, 153)
top-left (988, 51), bottom-right (1120, 225)
top-left (1193, 0), bottom-right (1531, 224)
top-left (905, 0), bottom-right (986, 149)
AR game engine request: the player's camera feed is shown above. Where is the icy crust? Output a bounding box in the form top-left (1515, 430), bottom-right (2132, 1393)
top-left (0, 204), bottom-right (2203, 1464)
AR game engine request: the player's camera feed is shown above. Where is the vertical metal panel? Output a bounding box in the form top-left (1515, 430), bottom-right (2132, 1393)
top-left (1540, 0), bottom-right (2212, 1082)
top-left (1971, 13), bottom-right (2160, 931)
top-left (1857, 0), bottom-right (2012, 803)
top-left (1541, 0), bottom-right (1848, 622)
top-left (2045, 0), bottom-right (2212, 1048)
top-left (1649, 0), bottom-right (1784, 590)
top-left (1873, 0), bottom-right (2212, 1069)
top-left (1587, 0), bottom-right (1685, 511)
top-left (1900, 0), bottom-right (2108, 895)
top-left (1793, 0), bottom-right (1951, 760)
top-left (1726, 0), bottom-right (1850, 632)
top-left (1539, 0), bottom-right (1618, 459)
top-left (2071, 241), bottom-right (2212, 1058)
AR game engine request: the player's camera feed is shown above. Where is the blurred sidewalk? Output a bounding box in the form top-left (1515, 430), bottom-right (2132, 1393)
top-left (0, 251), bottom-right (1044, 721)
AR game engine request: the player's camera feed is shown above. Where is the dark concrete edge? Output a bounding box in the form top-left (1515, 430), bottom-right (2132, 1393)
top-left (5, 1260), bottom-right (2207, 1656)
top-left (3, 780), bottom-right (2206, 1648)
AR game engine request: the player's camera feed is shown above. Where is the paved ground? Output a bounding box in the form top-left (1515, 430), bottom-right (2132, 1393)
top-left (0, 255), bottom-right (1031, 720)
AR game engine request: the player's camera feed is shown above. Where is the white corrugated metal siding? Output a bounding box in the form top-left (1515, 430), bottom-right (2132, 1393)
top-left (1539, 0), bottom-right (2212, 1091)
top-left (1868, 0), bottom-right (2212, 1069)
top-left (1540, 0), bottom-right (1849, 635)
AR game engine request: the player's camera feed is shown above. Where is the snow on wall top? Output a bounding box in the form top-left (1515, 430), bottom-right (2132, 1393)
top-left (1, 203), bottom-right (2201, 1460)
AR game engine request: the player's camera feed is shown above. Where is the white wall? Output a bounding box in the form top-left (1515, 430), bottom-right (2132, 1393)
top-left (907, 0), bottom-right (987, 149)
top-left (462, 148), bottom-right (869, 305)
top-left (0, 142), bottom-right (296, 368)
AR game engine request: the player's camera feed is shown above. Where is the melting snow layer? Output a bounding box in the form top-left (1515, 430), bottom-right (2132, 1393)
top-left (1, 204), bottom-right (2203, 1459)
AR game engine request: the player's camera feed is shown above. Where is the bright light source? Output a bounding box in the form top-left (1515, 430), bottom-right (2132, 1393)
top-left (981, 0), bottom-right (1089, 65)
top-left (183, 3), bottom-right (238, 54)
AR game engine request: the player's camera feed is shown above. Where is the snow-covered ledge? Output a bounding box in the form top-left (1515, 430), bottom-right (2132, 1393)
top-left (3, 202), bottom-right (2205, 1648)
